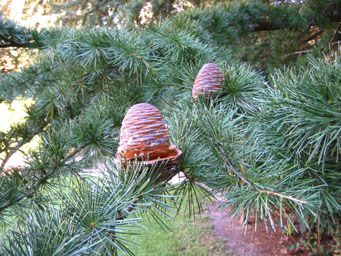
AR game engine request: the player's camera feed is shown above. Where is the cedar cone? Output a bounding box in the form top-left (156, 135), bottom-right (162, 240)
top-left (192, 63), bottom-right (224, 99)
top-left (115, 103), bottom-right (181, 181)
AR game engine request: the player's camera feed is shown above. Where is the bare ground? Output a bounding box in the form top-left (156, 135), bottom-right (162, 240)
top-left (206, 203), bottom-right (290, 256)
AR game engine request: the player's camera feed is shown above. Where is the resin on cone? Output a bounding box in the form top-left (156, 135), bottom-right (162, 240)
top-left (192, 63), bottom-right (224, 99)
top-left (115, 103), bottom-right (181, 180)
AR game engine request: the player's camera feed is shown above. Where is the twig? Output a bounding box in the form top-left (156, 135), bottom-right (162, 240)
top-left (0, 125), bottom-right (45, 169)
top-left (284, 49), bottom-right (312, 58)
top-left (216, 144), bottom-right (252, 186)
top-left (329, 23), bottom-right (341, 46)
top-left (0, 146), bottom-right (84, 212)
top-left (0, 36), bottom-right (34, 48)
top-left (258, 189), bottom-right (308, 205)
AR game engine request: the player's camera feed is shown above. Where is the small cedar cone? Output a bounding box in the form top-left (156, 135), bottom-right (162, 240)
top-left (115, 103), bottom-right (181, 181)
top-left (192, 63), bottom-right (224, 100)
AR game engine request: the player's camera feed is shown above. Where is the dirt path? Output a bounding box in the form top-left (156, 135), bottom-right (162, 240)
top-left (207, 203), bottom-right (290, 256)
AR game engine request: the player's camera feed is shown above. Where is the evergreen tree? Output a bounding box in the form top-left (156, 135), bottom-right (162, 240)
top-left (0, 0), bottom-right (340, 255)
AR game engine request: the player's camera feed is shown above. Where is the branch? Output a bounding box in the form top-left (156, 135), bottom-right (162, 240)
top-left (283, 49), bottom-right (312, 58)
top-left (243, 2), bottom-right (341, 33)
top-left (329, 23), bottom-right (341, 46)
top-left (0, 42), bottom-right (17, 48)
top-left (0, 146), bottom-right (83, 212)
top-left (0, 125), bottom-right (46, 169)
top-left (0, 40), bottom-right (33, 48)
top-left (216, 144), bottom-right (252, 186)
top-left (0, 18), bottom-right (40, 49)
top-left (215, 143), bottom-right (308, 205)
top-left (301, 29), bottom-right (323, 44)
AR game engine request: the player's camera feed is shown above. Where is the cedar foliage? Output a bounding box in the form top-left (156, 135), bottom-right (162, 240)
top-left (0, 0), bottom-right (340, 255)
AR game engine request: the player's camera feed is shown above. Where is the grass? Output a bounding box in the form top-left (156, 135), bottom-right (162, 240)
top-left (126, 209), bottom-right (232, 256)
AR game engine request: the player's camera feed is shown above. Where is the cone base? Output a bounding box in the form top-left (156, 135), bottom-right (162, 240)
top-left (114, 147), bottom-right (182, 183)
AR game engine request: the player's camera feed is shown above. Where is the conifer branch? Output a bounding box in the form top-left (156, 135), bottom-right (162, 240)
top-left (0, 146), bottom-right (83, 212)
top-left (0, 18), bottom-right (41, 49)
top-left (216, 143), bottom-right (308, 205)
top-left (0, 37), bottom-right (33, 48)
top-left (216, 144), bottom-right (251, 186)
top-left (0, 125), bottom-right (45, 169)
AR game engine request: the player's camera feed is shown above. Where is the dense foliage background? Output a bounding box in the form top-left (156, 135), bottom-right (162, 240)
top-left (0, 0), bottom-right (340, 255)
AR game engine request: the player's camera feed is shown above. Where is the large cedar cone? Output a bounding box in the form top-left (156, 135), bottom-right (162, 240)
top-left (115, 103), bottom-right (181, 181)
top-left (192, 63), bottom-right (224, 100)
